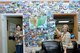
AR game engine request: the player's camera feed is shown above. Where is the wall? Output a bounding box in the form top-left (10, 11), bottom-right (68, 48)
top-left (4, 1), bottom-right (78, 47)
top-left (0, 14), bottom-right (2, 53)
top-left (0, 1), bottom-right (79, 53)
top-left (7, 17), bottom-right (22, 53)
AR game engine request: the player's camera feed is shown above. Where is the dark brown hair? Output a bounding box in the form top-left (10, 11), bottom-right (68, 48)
top-left (16, 24), bottom-right (22, 31)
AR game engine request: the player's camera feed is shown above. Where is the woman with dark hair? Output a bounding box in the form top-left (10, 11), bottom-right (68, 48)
top-left (14, 24), bottom-right (23, 53)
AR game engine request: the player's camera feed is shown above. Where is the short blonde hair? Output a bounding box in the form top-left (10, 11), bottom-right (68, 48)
top-left (62, 24), bottom-right (69, 31)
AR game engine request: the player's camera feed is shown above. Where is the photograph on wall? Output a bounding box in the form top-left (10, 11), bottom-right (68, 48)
top-left (29, 16), bottom-right (38, 29)
top-left (29, 15), bottom-right (47, 29)
top-left (9, 23), bottom-right (16, 32)
top-left (37, 15), bottom-right (47, 28)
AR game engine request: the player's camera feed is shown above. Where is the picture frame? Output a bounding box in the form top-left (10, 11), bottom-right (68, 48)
top-left (9, 23), bottom-right (16, 32)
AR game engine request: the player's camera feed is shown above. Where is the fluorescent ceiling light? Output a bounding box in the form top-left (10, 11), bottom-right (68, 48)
top-left (49, 21), bottom-right (55, 23)
top-left (58, 21), bottom-right (69, 23)
top-left (78, 22), bottom-right (80, 24)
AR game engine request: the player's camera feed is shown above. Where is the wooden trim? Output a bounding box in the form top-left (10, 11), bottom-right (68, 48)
top-left (74, 14), bottom-right (78, 40)
top-left (0, 0), bottom-right (69, 4)
top-left (0, 2), bottom-right (11, 4)
top-left (54, 13), bottom-right (77, 16)
top-left (39, 0), bottom-right (69, 2)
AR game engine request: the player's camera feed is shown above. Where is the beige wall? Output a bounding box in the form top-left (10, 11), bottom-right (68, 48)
top-left (7, 17), bottom-right (22, 53)
top-left (0, 14), bottom-right (2, 53)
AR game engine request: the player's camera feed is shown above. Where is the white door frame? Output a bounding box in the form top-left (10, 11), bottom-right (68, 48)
top-left (0, 13), bottom-right (24, 53)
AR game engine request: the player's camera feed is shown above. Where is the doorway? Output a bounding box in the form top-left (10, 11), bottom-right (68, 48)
top-left (7, 16), bottom-right (22, 53)
top-left (54, 14), bottom-right (78, 40)
top-left (0, 13), bottom-right (23, 53)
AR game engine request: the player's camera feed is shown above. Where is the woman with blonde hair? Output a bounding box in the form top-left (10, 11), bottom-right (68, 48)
top-left (56, 24), bottom-right (73, 53)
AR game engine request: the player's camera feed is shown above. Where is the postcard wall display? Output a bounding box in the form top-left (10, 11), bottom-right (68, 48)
top-left (3, 1), bottom-right (80, 47)
top-left (4, 1), bottom-right (80, 13)
top-left (0, 4), bottom-right (6, 13)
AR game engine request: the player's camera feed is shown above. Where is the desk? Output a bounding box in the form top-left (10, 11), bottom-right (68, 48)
top-left (25, 47), bottom-right (41, 53)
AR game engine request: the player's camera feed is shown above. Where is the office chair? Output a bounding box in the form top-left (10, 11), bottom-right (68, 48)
top-left (41, 41), bottom-right (63, 53)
